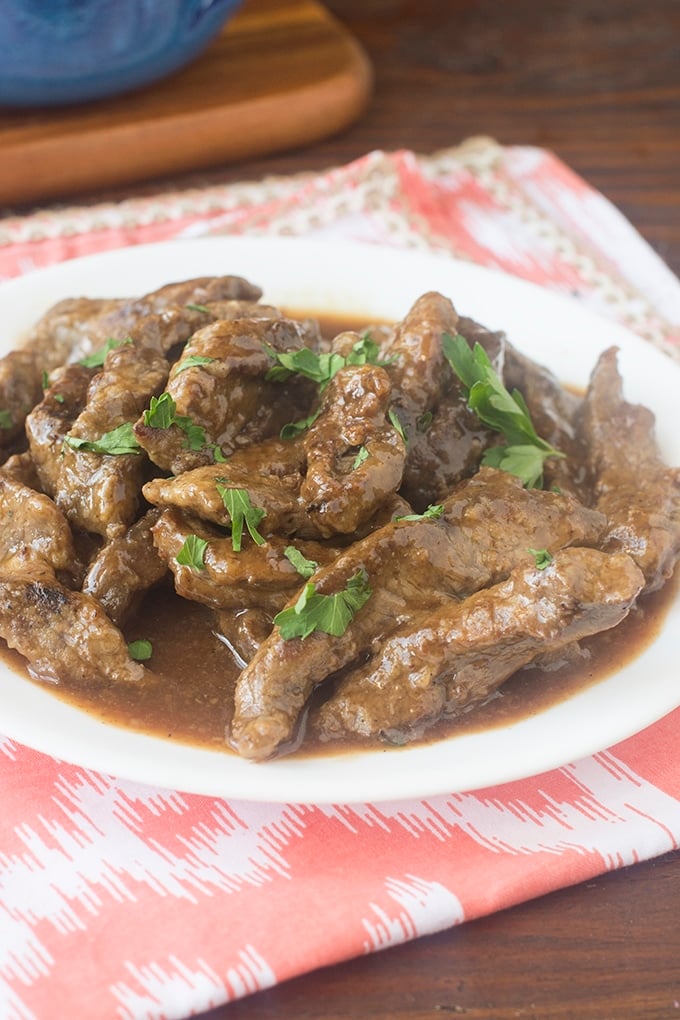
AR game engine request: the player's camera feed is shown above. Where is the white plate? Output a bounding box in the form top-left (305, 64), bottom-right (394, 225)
top-left (1, 237), bottom-right (679, 804)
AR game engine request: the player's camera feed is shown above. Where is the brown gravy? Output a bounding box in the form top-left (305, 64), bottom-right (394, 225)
top-left (1, 311), bottom-right (677, 760)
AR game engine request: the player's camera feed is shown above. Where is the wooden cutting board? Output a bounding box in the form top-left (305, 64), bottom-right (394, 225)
top-left (0, 0), bottom-right (372, 206)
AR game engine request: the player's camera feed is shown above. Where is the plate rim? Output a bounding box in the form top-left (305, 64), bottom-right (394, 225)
top-left (0, 235), bottom-right (678, 804)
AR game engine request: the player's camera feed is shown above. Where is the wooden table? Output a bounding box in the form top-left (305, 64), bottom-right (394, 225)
top-left (8, 1), bottom-right (679, 1016)
top-left (199, 2), bottom-right (680, 1017)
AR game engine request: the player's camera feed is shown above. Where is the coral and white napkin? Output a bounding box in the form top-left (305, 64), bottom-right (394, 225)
top-left (0, 138), bottom-right (679, 1020)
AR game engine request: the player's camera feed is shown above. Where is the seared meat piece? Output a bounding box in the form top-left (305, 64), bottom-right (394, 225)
top-left (380, 296), bottom-right (501, 509)
top-left (83, 508), bottom-right (166, 626)
top-left (0, 275), bottom-right (261, 453)
top-left (230, 467), bottom-right (606, 760)
top-left (143, 374), bottom-right (408, 542)
top-left (579, 346), bottom-right (680, 592)
top-left (0, 451), bottom-right (42, 489)
top-left (0, 475), bottom-right (81, 584)
top-left (0, 475), bottom-right (142, 685)
top-left (143, 437), bottom-right (309, 537)
top-left (0, 559), bottom-right (143, 686)
top-left (152, 507), bottom-right (342, 615)
top-left (503, 342), bottom-right (586, 498)
top-left (315, 548), bottom-right (644, 742)
top-left (134, 316), bottom-right (319, 473)
top-left (300, 363), bottom-right (406, 537)
top-left (25, 363), bottom-right (94, 496)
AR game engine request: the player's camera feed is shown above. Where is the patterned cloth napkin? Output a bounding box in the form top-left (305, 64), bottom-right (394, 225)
top-left (1, 137), bottom-right (679, 1020)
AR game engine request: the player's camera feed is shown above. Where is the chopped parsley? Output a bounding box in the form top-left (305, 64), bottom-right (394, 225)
top-left (352, 445), bottom-right (369, 470)
top-left (280, 408), bottom-right (321, 439)
top-left (265, 335), bottom-right (395, 392)
top-left (172, 354), bottom-right (217, 375)
top-left (142, 392), bottom-right (207, 451)
top-left (128, 639), bottom-right (153, 661)
top-left (79, 337), bottom-right (132, 368)
top-left (273, 568), bottom-right (372, 640)
top-left (186, 303), bottom-right (210, 313)
top-left (387, 408), bottom-right (407, 444)
top-left (0, 410), bottom-right (13, 430)
top-left (442, 333), bottom-right (563, 489)
top-left (63, 421), bottom-right (141, 455)
top-left (283, 545), bottom-right (318, 579)
top-left (176, 534), bottom-right (209, 570)
top-left (215, 482), bottom-right (266, 551)
top-left (395, 503), bottom-right (445, 522)
top-left (529, 547), bottom-right (554, 570)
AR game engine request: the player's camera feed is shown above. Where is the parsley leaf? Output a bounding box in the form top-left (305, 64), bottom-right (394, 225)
top-left (215, 482), bottom-right (266, 551)
top-left (186, 303), bottom-right (210, 313)
top-left (280, 408), bottom-right (322, 439)
top-left (529, 547), bottom-right (553, 570)
top-left (442, 333), bottom-right (563, 488)
top-left (273, 569), bottom-right (372, 640)
top-left (0, 410), bottom-right (13, 430)
top-left (142, 392), bottom-right (207, 451)
top-left (387, 408), bottom-right (407, 444)
top-left (79, 337), bottom-right (132, 368)
top-left (352, 445), bottom-right (369, 470)
top-left (172, 354), bottom-right (217, 375)
top-left (266, 335), bottom-right (395, 391)
top-left (284, 545), bottom-right (318, 579)
top-left (128, 639), bottom-right (153, 661)
top-left (395, 504), bottom-right (445, 522)
top-left (63, 421), bottom-right (141, 455)
top-left (176, 534), bottom-right (209, 570)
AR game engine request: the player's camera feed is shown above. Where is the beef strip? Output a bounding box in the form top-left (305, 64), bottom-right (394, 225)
top-left (133, 316), bottom-right (319, 473)
top-left (143, 437), bottom-right (309, 537)
top-left (0, 559), bottom-right (144, 686)
top-left (83, 508), bottom-right (167, 626)
top-left (0, 475), bottom-right (81, 585)
top-left (314, 548), bottom-right (644, 742)
top-left (25, 363), bottom-right (94, 496)
top-left (143, 369), bottom-right (408, 542)
top-left (0, 275), bottom-right (261, 455)
top-left (229, 467), bottom-right (607, 760)
top-left (0, 476), bottom-right (142, 685)
top-left (578, 346), bottom-right (680, 592)
top-left (300, 363), bottom-right (406, 537)
top-left (381, 298), bottom-right (501, 509)
top-left (151, 507), bottom-right (343, 615)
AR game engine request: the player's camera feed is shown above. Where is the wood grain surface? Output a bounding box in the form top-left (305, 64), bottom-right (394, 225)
top-left (0, 0), bottom-right (371, 204)
top-left (7, 1), bottom-right (680, 1017)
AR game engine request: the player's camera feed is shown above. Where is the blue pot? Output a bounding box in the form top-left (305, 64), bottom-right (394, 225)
top-left (0, 0), bottom-right (243, 107)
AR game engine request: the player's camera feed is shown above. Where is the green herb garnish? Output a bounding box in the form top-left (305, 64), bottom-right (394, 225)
top-left (128, 639), bottom-right (153, 661)
top-left (395, 504), bottom-right (445, 522)
top-left (280, 408), bottom-right (322, 439)
top-left (387, 408), bottom-right (407, 444)
top-left (529, 548), bottom-right (553, 570)
top-left (142, 392), bottom-right (207, 451)
top-left (283, 545), bottom-right (318, 579)
top-left (273, 569), bottom-right (372, 640)
top-left (0, 410), bottom-right (13, 430)
top-left (63, 421), bottom-right (141, 456)
top-left (215, 482), bottom-right (266, 551)
top-left (265, 335), bottom-right (395, 391)
top-left (176, 534), bottom-right (209, 570)
top-left (352, 446), bottom-right (369, 470)
top-left (186, 303), bottom-right (210, 313)
top-left (79, 337), bottom-right (133, 369)
top-left (442, 333), bottom-right (563, 488)
top-left (172, 354), bottom-right (217, 375)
